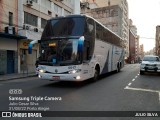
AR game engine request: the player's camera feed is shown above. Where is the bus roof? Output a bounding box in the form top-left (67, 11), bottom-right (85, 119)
top-left (49, 14), bottom-right (123, 40)
top-left (49, 14), bottom-right (85, 21)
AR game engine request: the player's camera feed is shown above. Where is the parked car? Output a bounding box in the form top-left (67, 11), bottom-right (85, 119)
top-left (140, 55), bottom-right (160, 75)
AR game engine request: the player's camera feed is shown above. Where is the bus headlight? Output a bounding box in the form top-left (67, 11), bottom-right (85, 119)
top-left (39, 69), bottom-right (46, 73)
top-left (68, 69), bottom-right (81, 74)
top-left (76, 76), bottom-right (81, 80)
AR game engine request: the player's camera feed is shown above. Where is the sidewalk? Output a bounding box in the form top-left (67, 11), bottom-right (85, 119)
top-left (0, 73), bottom-right (36, 81)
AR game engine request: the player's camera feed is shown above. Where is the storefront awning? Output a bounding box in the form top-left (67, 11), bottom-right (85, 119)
top-left (0, 32), bottom-right (27, 40)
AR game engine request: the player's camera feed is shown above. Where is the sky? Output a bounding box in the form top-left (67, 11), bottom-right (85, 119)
top-left (128, 0), bottom-right (160, 52)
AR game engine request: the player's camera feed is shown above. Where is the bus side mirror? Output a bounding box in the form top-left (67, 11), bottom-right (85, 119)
top-left (78, 36), bottom-right (84, 53)
top-left (28, 40), bottom-right (39, 54)
top-left (28, 44), bottom-right (33, 54)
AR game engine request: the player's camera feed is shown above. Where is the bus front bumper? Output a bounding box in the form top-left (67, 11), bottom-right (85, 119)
top-left (38, 72), bottom-right (83, 81)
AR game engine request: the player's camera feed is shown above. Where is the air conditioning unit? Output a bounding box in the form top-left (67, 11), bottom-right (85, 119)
top-left (23, 24), bottom-right (30, 30)
top-left (80, 2), bottom-right (90, 9)
top-left (85, 2), bottom-right (90, 9)
top-left (5, 26), bottom-right (15, 34)
top-left (34, 28), bottom-right (38, 32)
top-left (26, 0), bottom-right (33, 6)
top-left (80, 2), bottom-right (85, 8)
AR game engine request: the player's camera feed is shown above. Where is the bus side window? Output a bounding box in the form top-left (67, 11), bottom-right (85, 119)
top-left (83, 41), bottom-right (90, 61)
top-left (96, 23), bottom-right (103, 40)
top-left (85, 18), bottom-right (95, 37)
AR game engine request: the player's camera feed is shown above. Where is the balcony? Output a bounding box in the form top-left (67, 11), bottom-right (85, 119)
top-left (18, 29), bottom-right (41, 40)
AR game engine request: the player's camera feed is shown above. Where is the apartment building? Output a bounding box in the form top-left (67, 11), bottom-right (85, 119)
top-left (135, 35), bottom-right (140, 62)
top-left (129, 19), bottom-right (140, 63)
top-left (0, 0), bottom-right (80, 74)
top-left (139, 44), bottom-right (144, 59)
top-left (0, 0), bottom-right (27, 75)
top-left (80, 0), bottom-right (98, 9)
top-left (155, 25), bottom-right (160, 56)
top-left (81, 0), bottom-right (129, 58)
top-left (145, 48), bottom-right (156, 55)
top-left (129, 30), bottom-right (136, 63)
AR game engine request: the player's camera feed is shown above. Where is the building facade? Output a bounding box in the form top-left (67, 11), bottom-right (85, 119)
top-left (135, 35), bottom-right (140, 62)
top-left (129, 30), bottom-right (136, 63)
top-left (81, 0), bottom-right (129, 58)
top-left (81, 0), bottom-right (98, 9)
top-left (139, 44), bottom-right (144, 59)
top-left (129, 19), bottom-right (140, 63)
top-left (155, 25), bottom-right (160, 57)
top-left (0, 0), bottom-right (80, 75)
top-left (0, 0), bottom-right (27, 75)
top-left (145, 48), bottom-right (156, 55)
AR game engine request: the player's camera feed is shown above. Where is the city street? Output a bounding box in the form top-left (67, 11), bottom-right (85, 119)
top-left (1, 0), bottom-right (160, 120)
top-left (0, 64), bottom-right (160, 120)
top-left (0, 64), bottom-right (160, 113)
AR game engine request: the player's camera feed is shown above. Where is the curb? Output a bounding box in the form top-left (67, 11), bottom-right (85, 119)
top-left (0, 75), bottom-right (37, 81)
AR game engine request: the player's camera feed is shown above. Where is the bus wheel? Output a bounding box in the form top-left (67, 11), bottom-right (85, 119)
top-left (92, 67), bottom-right (100, 81)
top-left (116, 64), bottom-right (120, 73)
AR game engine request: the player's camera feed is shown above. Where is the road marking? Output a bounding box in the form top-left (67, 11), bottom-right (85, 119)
top-left (125, 87), bottom-right (160, 93)
top-left (132, 79), bottom-right (135, 82)
top-left (124, 72), bottom-right (160, 104)
top-left (125, 87), bottom-right (160, 104)
top-left (125, 73), bottom-right (140, 90)
top-left (128, 83), bottom-right (132, 86)
top-left (125, 86), bottom-right (129, 89)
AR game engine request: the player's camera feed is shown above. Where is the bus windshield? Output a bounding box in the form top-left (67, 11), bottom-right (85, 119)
top-left (41, 17), bottom-right (85, 38)
top-left (39, 39), bottom-right (81, 66)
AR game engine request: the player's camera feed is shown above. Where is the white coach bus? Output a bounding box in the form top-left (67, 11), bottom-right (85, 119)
top-left (29, 15), bottom-right (125, 81)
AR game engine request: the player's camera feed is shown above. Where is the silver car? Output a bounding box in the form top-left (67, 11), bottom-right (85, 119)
top-left (140, 55), bottom-right (160, 75)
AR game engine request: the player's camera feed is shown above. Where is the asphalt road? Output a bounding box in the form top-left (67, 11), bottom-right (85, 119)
top-left (0, 64), bottom-right (160, 120)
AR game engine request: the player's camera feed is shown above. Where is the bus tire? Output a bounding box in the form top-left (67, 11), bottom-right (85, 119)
top-left (92, 66), bottom-right (100, 81)
top-left (116, 63), bottom-right (120, 73)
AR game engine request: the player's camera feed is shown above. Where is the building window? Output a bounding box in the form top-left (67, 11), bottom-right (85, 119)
top-left (54, 4), bottom-right (62, 15)
top-left (114, 10), bottom-right (118, 16)
top-left (24, 12), bottom-right (38, 27)
top-left (41, 0), bottom-right (51, 8)
top-left (54, 4), bottom-right (58, 13)
top-left (41, 18), bottom-right (47, 29)
top-left (9, 12), bottom-right (13, 26)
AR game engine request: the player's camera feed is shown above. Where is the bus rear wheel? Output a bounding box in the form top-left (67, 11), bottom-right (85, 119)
top-left (116, 64), bottom-right (120, 73)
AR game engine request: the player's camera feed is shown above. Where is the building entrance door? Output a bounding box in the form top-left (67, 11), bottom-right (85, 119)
top-left (7, 50), bottom-right (14, 74)
top-left (20, 49), bottom-right (37, 73)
